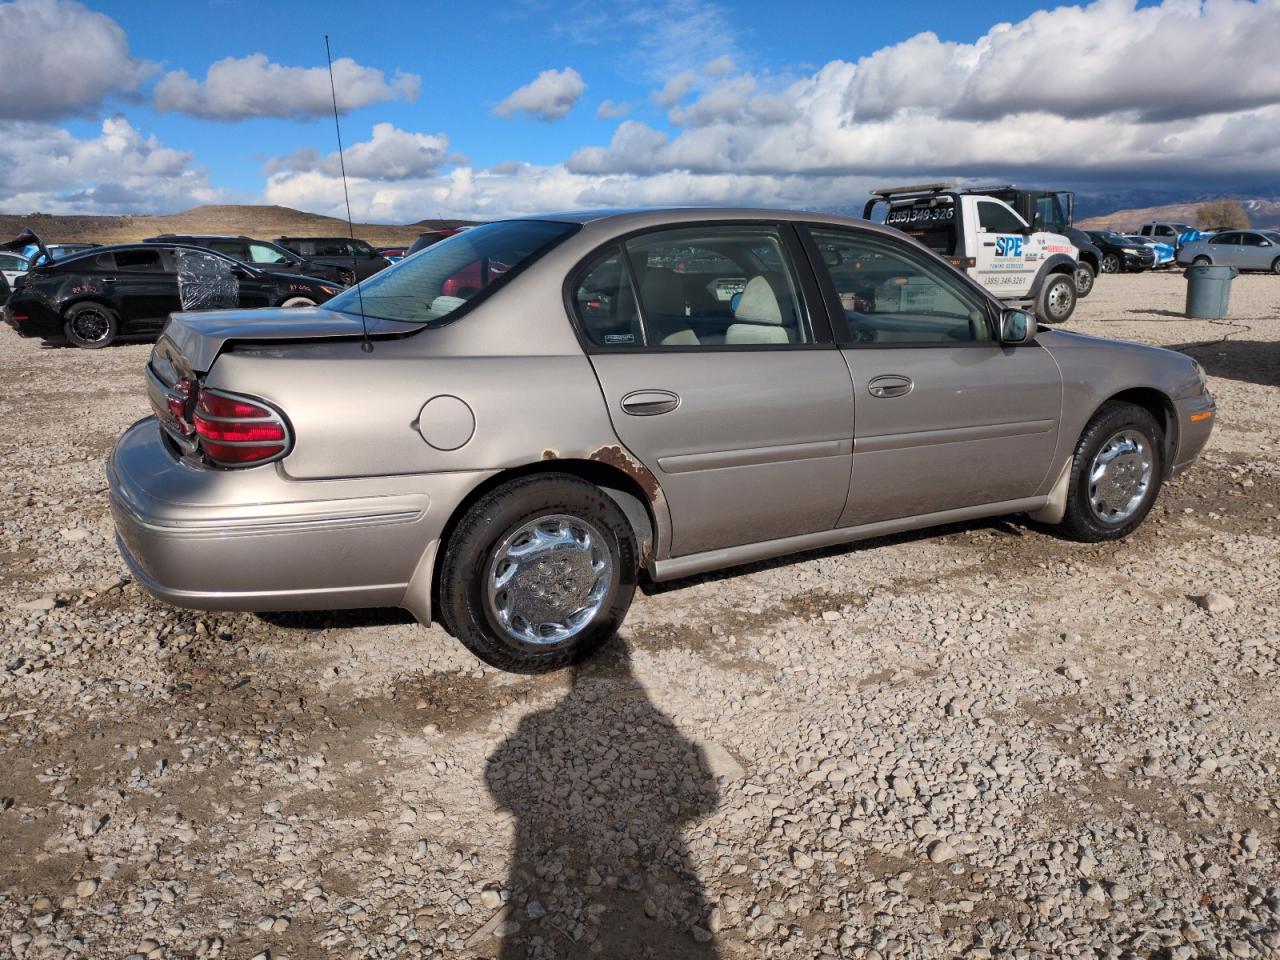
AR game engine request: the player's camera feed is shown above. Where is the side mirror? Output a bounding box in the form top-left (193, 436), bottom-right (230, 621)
top-left (999, 308), bottom-right (1036, 345)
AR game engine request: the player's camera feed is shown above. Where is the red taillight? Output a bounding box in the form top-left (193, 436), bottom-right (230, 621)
top-left (193, 388), bottom-right (289, 466)
top-left (10, 314), bottom-right (29, 322)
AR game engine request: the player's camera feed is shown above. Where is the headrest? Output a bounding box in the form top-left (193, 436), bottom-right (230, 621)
top-left (733, 276), bottom-right (783, 325)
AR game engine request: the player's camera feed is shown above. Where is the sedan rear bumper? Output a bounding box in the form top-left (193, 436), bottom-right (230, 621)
top-left (107, 417), bottom-right (483, 620)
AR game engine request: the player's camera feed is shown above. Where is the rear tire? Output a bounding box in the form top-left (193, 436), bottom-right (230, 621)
top-left (1193, 256), bottom-right (1211, 266)
top-left (1057, 402), bottom-right (1164, 543)
top-left (1035, 272), bottom-right (1076, 325)
top-left (281, 296), bottom-right (316, 308)
top-left (63, 302), bottom-right (118, 349)
top-left (438, 474), bottom-right (638, 673)
top-left (1075, 262), bottom-right (1096, 298)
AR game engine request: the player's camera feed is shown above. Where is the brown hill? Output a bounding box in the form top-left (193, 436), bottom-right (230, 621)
top-left (0, 204), bottom-right (475, 248)
top-left (1079, 198), bottom-right (1280, 232)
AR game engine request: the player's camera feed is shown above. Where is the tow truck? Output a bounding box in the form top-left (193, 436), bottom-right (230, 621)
top-left (865, 183), bottom-right (1081, 324)
top-left (975, 185), bottom-right (1103, 298)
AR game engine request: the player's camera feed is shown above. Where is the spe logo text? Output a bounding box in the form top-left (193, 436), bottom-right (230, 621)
top-left (995, 236), bottom-right (1024, 257)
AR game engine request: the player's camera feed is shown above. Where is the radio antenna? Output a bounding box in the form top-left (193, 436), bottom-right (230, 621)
top-left (325, 34), bottom-right (372, 353)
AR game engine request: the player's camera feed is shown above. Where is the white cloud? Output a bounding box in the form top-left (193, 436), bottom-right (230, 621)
top-left (493, 68), bottom-right (585, 122)
top-left (267, 123), bottom-right (461, 180)
top-left (0, 0), bottom-right (154, 120)
top-left (153, 54), bottom-right (421, 121)
top-left (574, 1), bottom-right (1280, 188)
top-left (703, 55), bottom-right (736, 78)
top-left (596, 99), bottom-right (631, 120)
top-left (845, 0), bottom-right (1280, 123)
top-left (626, 0), bottom-right (740, 83)
top-left (652, 71), bottom-right (698, 108)
top-left (0, 116), bottom-right (222, 214)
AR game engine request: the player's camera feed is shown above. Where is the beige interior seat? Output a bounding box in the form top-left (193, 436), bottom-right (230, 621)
top-left (639, 269), bottom-right (699, 346)
top-left (725, 276), bottom-right (791, 344)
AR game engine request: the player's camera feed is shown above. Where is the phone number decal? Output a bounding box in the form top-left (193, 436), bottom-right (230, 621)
top-left (885, 207), bottom-right (956, 225)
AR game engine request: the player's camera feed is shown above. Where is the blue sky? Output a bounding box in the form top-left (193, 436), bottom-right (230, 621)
top-left (2, 0), bottom-right (1278, 221)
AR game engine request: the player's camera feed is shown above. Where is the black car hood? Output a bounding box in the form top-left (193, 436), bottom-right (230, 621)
top-left (162, 306), bottom-right (416, 373)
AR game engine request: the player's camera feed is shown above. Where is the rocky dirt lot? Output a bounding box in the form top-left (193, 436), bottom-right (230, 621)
top-left (1, 271), bottom-right (1278, 960)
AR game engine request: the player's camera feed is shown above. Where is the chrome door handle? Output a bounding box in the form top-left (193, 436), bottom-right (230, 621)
top-left (621, 389), bottom-right (680, 416)
top-left (868, 375), bottom-right (913, 399)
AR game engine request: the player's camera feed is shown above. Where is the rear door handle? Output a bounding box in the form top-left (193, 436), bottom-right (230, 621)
top-left (867, 374), bottom-right (913, 399)
top-left (621, 389), bottom-right (680, 416)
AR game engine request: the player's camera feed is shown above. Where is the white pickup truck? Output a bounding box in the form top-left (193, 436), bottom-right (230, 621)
top-left (864, 184), bottom-right (1081, 324)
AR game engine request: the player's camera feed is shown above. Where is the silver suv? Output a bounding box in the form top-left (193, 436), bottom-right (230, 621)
top-left (109, 209), bottom-right (1216, 672)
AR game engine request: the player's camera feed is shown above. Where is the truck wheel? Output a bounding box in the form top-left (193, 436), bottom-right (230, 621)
top-left (1057, 402), bottom-right (1163, 542)
top-left (1035, 273), bottom-right (1076, 325)
top-left (438, 474), bottom-right (638, 673)
top-left (1100, 253), bottom-right (1120, 273)
top-left (1075, 262), bottom-right (1096, 298)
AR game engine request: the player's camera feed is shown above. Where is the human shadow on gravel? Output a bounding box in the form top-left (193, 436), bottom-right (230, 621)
top-left (484, 643), bottom-right (720, 959)
top-left (1169, 338), bottom-right (1280, 388)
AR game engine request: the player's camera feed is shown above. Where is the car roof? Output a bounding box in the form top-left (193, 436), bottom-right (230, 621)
top-left (49, 242), bottom-right (250, 266)
top-left (521, 207), bottom-right (867, 229)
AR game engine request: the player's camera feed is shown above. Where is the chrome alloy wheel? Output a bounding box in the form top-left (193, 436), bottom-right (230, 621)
top-left (485, 514), bottom-right (614, 645)
top-left (70, 308), bottom-right (111, 344)
top-left (1088, 429), bottom-right (1153, 524)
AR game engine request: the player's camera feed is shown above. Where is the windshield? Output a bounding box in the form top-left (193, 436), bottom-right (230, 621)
top-left (326, 220), bottom-right (578, 324)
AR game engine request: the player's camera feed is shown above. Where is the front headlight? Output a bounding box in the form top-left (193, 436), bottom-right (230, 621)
top-left (1192, 359), bottom-right (1207, 389)
top-left (319, 285), bottom-right (338, 296)
top-left (1122, 247), bottom-right (1140, 254)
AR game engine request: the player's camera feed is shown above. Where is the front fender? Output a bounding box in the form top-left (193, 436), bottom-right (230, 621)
top-left (1028, 254), bottom-right (1078, 298)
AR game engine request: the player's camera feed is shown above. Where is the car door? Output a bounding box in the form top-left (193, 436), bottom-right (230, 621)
top-left (800, 225), bottom-right (1061, 527)
top-left (970, 200), bottom-right (1035, 297)
top-left (1207, 232), bottom-right (1240, 265)
top-left (1236, 232), bottom-right (1270, 270)
top-left (570, 222), bottom-right (856, 557)
top-left (110, 248), bottom-right (180, 327)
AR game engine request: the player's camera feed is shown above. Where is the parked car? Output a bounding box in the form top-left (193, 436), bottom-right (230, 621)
top-left (1084, 230), bottom-right (1156, 273)
top-left (0, 250), bottom-right (28, 287)
top-left (25, 242), bottom-right (100, 266)
top-left (405, 228), bottom-right (466, 257)
top-left (275, 236), bottom-right (390, 281)
top-left (144, 234), bottom-right (356, 287)
top-left (0, 270), bottom-right (9, 306)
top-left (3, 243), bottom-right (342, 348)
top-left (1176, 230), bottom-right (1280, 273)
top-left (1122, 235), bottom-right (1175, 268)
top-left (108, 209), bottom-right (1215, 673)
top-left (1135, 221), bottom-right (1199, 249)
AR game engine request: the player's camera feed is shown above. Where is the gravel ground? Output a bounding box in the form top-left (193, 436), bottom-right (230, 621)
top-left (2, 270), bottom-right (1278, 960)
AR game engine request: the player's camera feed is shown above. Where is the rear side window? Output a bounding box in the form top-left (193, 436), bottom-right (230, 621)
top-left (208, 240), bottom-right (247, 260)
top-left (572, 248), bottom-right (641, 347)
top-left (327, 220), bottom-right (577, 325)
top-left (625, 225), bottom-right (809, 347)
top-left (1211, 233), bottom-right (1239, 245)
top-left (114, 249), bottom-right (164, 271)
top-left (248, 243), bottom-right (289, 264)
top-left (976, 202), bottom-right (1026, 234)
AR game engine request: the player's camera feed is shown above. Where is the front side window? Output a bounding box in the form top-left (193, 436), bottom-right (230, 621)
top-left (977, 201), bottom-right (1026, 234)
top-left (208, 240), bottom-right (247, 260)
top-left (622, 225), bottom-right (809, 347)
top-left (328, 220), bottom-right (577, 325)
top-left (1239, 233), bottom-right (1264, 246)
top-left (248, 243), bottom-right (289, 265)
top-left (807, 227), bottom-right (992, 345)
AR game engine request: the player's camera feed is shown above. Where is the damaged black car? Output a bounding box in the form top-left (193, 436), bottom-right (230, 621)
top-left (2, 243), bottom-right (342, 348)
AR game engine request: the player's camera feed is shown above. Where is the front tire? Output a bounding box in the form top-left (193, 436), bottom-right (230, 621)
top-left (1101, 253), bottom-right (1120, 273)
top-left (1075, 262), bottom-right (1096, 298)
top-left (1035, 272), bottom-right (1076, 325)
top-left (63, 302), bottom-right (118, 349)
top-left (1057, 402), bottom-right (1164, 542)
top-left (438, 474), bottom-right (638, 673)
top-left (1271, 257), bottom-right (1280, 275)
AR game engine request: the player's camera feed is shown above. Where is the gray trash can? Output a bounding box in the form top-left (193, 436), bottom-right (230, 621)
top-left (1185, 264), bottom-right (1238, 319)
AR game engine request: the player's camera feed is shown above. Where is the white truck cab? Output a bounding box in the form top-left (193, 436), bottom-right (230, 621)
top-left (865, 183), bottom-right (1080, 324)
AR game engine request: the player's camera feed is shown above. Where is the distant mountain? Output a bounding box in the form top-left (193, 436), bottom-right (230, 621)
top-left (0, 204), bottom-right (470, 247)
top-left (1078, 197), bottom-right (1280, 232)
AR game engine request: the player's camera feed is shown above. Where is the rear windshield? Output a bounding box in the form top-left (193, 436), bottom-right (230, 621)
top-left (327, 220), bottom-right (578, 325)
